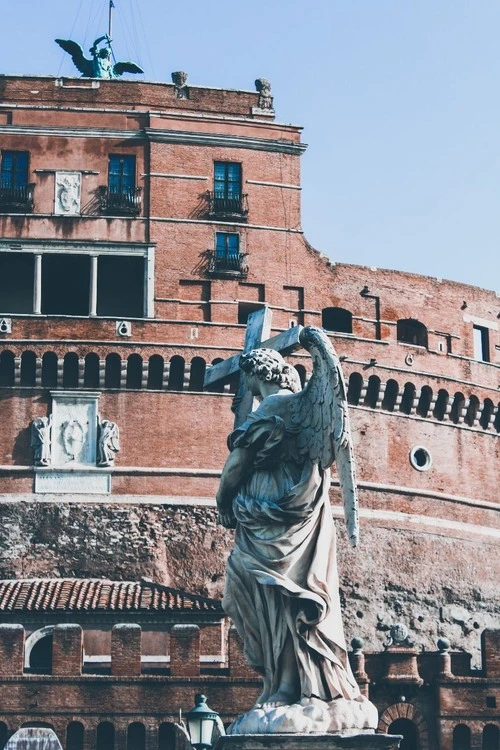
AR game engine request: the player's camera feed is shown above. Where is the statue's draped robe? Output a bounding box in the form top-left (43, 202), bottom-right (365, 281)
top-left (223, 404), bottom-right (360, 702)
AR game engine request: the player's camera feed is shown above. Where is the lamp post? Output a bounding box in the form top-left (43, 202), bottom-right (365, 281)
top-left (185, 693), bottom-right (221, 750)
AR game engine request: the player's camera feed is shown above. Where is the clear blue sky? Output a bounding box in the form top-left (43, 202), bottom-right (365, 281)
top-left (0, 0), bottom-right (498, 293)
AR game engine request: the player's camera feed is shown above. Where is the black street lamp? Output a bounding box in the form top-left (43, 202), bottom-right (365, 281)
top-left (186, 693), bottom-right (220, 750)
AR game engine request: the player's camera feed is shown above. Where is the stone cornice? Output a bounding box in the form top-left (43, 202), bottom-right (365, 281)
top-left (0, 125), bottom-right (144, 141)
top-left (145, 128), bottom-right (307, 155)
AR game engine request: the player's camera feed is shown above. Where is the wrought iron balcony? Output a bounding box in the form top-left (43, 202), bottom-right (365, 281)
top-left (0, 183), bottom-right (35, 213)
top-left (208, 192), bottom-right (248, 221)
top-left (99, 186), bottom-right (142, 217)
top-left (208, 250), bottom-right (248, 277)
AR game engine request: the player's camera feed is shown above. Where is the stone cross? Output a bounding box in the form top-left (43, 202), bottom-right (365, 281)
top-left (203, 306), bottom-right (303, 427)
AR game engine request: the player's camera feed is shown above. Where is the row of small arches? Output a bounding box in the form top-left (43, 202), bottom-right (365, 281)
top-left (347, 372), bottom-right (500, 432)
top-left (0, 349), bottom-right (309, 393)
top-left (454, 724), bottom-right (499, 750)
top-left (0, 720), bottom-right (178, 750)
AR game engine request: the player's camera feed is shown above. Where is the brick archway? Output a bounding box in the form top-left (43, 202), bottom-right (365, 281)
top-left (378, 703), bottom-right (429, 750)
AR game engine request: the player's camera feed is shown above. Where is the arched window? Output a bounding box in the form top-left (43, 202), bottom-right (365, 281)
top-left (322, 307), bottom-right (353, 334)
top-left (147, 355), bottom-right (164, 390)
top-left (453, 725), bottom-right (471, 750)
top-left (20, 351), bottom-right (36, 387)
top-left (189, 357), bottom-right (206, 392)
top-left (433, 389), bottom-right (449, 421)
top-left (465, 395), bottom-right (480, 427)
top-left (104, 354), bottom-right (121, 389)
top-left (416, 386), bottom-right (433, 418)
top-left (127, 722), bottom-right (146, 750)
top-left (388, 719), bottom-right (420, 750)
top-left (168, 356), bottom-right (185, 391)
top-left (397, 319), bottom-right (428, 348)
top-left (41, 352), bottom-right (58, 388)
top-left (0, 721), bottom-right (8, 750)
top-left (0, 350), bottom-right (15, 387)
top-left (483, 725), bottom-right (499, 750)
top-left (294, 364), bottom-right (307, 388)
top-left (364, 375), bottom-right (381, 408)
top-left (63, 353), bottom-right (79, 389)
top-left (480, 399), bottom-right (494, 430)
top-left (158, 723), bottom-right (176, 750)
top-left (126, 354), bottom-right (143, 389)
top-left (400, 382), bottom-right (416, 415)
top-left (84, 353), bottom-right (100, 389)
top-left (96, 722), bottom-right (115, 750)
top-left (347, 372), bottom-right (363, 406)
top-left (450, 392), bottom-right (465, 425)
top-left (66, 722), bottom-right (84, 750)
top-left (27, 632), bottom-right (53, 674)
top-left (382, 379), bottom-right (399, 412)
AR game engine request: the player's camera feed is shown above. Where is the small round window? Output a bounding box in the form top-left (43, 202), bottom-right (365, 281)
top-left (410, 446), bottom-right (432, 471)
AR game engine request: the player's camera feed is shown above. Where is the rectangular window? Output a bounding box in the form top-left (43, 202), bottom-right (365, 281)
top-left (473, 325), bottom-right (490, 362)
top-left (1, 151), bottom-right (29, 188)
top-left (0, 253), bottom-right (35, 313)
top-left (41, 255), bottom-right (91, 316)
top-left (108, 155), bottom-right (136, 194)
top-left (214, 162), bottom-right (241, 199)
top-left (97, 255), bottom-right (145, 318)
top-left (216, 232), bottom-right (240, 260)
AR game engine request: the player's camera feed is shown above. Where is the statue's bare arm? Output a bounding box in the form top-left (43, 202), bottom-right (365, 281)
top-left (216, 446), bottom-right (255, 527)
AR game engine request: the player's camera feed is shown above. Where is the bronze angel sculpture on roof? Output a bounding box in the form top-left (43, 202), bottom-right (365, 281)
top-left (55, 36), bottom-right (144, 79)
top-left (216, 327), bottom-right (376, 733)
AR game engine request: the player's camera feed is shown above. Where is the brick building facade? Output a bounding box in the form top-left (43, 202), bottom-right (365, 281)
top-left (0, 72), bottom-right (498, 749)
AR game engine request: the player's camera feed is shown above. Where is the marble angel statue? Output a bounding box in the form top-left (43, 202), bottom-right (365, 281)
top-left (216, 327), bottom-right (375, 733)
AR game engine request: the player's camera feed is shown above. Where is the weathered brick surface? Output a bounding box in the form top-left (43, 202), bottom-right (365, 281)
top-left (52, 624), bottom-right (82, 676)
top-left (170, 624), bottom-right (200, 677)
top-left (111, 624), bottom-right (141, 677)
top-left (0, 625), bottom-right (24, 676)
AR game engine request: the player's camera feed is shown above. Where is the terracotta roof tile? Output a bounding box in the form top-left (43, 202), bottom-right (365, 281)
top-left (0, 579), bottom-right (222, 614)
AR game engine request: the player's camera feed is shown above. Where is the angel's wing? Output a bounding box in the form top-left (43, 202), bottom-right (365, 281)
top-left (290, 326), bottom-right (359, 547)
top-left (55, 39), bottom-right (93, 77)
top-left (113, 61), bottom-right (144, 77)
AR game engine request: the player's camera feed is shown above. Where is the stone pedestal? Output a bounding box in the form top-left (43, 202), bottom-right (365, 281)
top-left (215, 733), bottom-right (401, 750)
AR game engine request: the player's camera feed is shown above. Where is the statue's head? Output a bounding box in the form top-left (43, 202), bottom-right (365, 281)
top-left (99, 48), bottom-right (110, 59)
top-left (240, 348), bottom-right (301, 393)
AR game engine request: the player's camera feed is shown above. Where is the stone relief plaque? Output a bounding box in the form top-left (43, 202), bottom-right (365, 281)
top-left (54, 171), bottom-right (81, 215)
top-left (50, 391), bottom-right (100, 466)
top-left (34, 470), bottom-right (111, 495)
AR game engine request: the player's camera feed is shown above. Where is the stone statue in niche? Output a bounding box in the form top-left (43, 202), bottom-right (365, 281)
top-left (97, 418), bottom-right (120, 466)
top-left (216, 327), bottom-right (377, 734)
top-left (30, 417), bottom-right (52, 466)
top-left (55, 172), bottom-right (81, 215)
top-left (255, 78), bottom-right (273, 110)
top-left (171, 70), bottom-right (189, 99)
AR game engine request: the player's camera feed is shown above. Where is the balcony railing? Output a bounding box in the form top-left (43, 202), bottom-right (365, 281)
top-left (208, 250), bottom-right (248, 277)
top-left (0, 183), bottom-right (35, 213)
top-left (208, 192), bottom-right (248, 221)
top-left (99, 186), bottom-right (142, 217)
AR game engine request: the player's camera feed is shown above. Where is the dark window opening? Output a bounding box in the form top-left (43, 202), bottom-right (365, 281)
top-left (63, 353), bottom-right (79, 389)
top-left (382, 379), bottom-right (399, 411)
top-left (158, 723), bottom-right (176, 750)
top-left (0, 721), bottom-right (7, 750)
top-left (483, 725), bottom-right (499, 750)
top-left (397, 319), bottom-right (428, 348)
top-left (210, 232), bottom-right (242, 273)
top-left (127, 723), bottom-right (145, 750)
top-left (0, 350), bottom-right (15, 387)
top-left (388, 719), bottom-right (420, 750)
top-left (465, 395), bottom-right (480, 427)
top-left (20, 351), bottom-right (36, 387)
top-left (416, 386), bottom-right (433, 418)
top-left (480, 399), bottom-right (494, 430)
top-left (103, 155), bottom-right (140, 216)
top-left (322, 307), bottom-right (353, 334)
top-left (168, 356), bottom-right (185, 391)
top-left (28, 633), bottom-right (53, 674)
top-left (84, 353), bottom-right (100, 388)
top-left (67, 722), bottom-right (84, 750)
top-left (364, 375), bottom-right (380, 408)
top-left (347, 372), bottom-right (363, 406)
top-left (0, 252), bottom-right (34, 313)
top-left (450, 392), bottom-right (465, 424)
top-left (433, 389), bottom-right (449, 421)
top-left (105, 354), bottom-right (121, 389)
top-left (1, 150), bottom-right (28, 188)
top-left (238, 301), bottom-right (263, 325)
top-left (96, 722), bottom-right (115, 750)
top-left (126, 354), bottom-right (143, 389)
top-left (400, 382), bottom-right (416, 415)
top-left (41, 352), bottom-right (58, 388)
top-left (41, 255), bottom-right (90, 316)
top-left (210, 162), bottom-right (247, 220)
top-left (453, 725), bottom-right (471, 750)
top-left (473, 325), bottom-right (490, 363)
top-left (97, 256), bottom-right (145, 318)
top-left (189, 357), bottom-right (206, 391)
top-left (147, 355), bottom-right (164, 390)
top-left (486, 696), bottom-right (497, 709)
